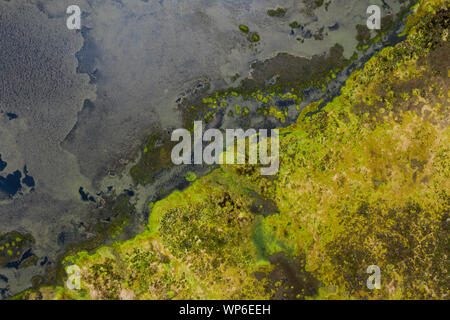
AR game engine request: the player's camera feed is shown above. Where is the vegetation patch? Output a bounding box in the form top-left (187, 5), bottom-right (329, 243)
top-left (267, 7), bottom-right (288, 18)
top-left (130, 130), bottom-right (176, 185)
top-left (239, 24), bottom-right (249, 33)
top-left (0, 231), bottom-right (35, 268)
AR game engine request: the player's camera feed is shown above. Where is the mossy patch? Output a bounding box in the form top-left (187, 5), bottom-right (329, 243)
top-left (130, 130), bottom-right (176, 185)
top-left (267, 7), bottom-right (287, 17)
top-left (0, 231), bottom-right (35, 268)
top-left (238, 24), bottom-right (249, 33)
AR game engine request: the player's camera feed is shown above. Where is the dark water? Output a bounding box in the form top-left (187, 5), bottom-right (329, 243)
top-left (22, 165), bottom-right (35, 187)
top-left (0, 170), bottom-right (22, 197)
top-left (0, 154), bottom-right (6, 172)
top-left (5, 248), bottom-right (34, 269)
top-left (328, 23), bottom-right (339, 31)
top-left (0, 164), bottom-right (36, 197)
top-left (40, 256), bottom-right (48, 266)
top-left (276, 99), bottom-right (295, 107)
top-left (0, 274), bottom-right (8, 283)
top-left (79, 186), bottom-right (96, 202)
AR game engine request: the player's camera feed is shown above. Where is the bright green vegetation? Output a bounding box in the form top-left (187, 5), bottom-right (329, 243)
top-left (237, 25), bottom-right (260, 44)
top-left (267, 7), bottom-right (288, 18)
top-left (239, 24), bottom-right (249, 33)
top-left (19, 0), bottom-right (448, 300)
top-left (249, 32), bottom-right (260, 43)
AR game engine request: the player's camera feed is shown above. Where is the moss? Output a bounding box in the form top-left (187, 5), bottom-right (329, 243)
top-left (239, 24), bottom-right (249, 33)
top-left (0, 231), bottom-right (35, 267)
top-left (267, 8), bottom-right (287, 17)
top-left (185, 172), bottom-right (197, 182)
top-left (235, 104), bottom-right (241, 115)
top-left (249, 32), bottom-right (260, 43)
top-left (289, 21), bottom-right (301, 29)
top-left (314, 0), bottom-right (324, 7)
top-left (43, 169), bottom-right (273, 299)
top-left (129, 131), bottom-right (176, 185)
top-left (263, 3), bottom-right (449, 299)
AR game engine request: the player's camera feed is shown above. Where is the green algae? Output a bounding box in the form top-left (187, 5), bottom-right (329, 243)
top-left (238, 24), bottom-right (249, 33)
top-left (249, 32), bottom-right (260, 43)
top-left (185, 172), bottom-right (197, 182)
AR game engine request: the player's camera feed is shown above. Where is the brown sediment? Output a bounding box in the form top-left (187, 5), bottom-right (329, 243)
top-left (255, 252), bottom-right (321, 300)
